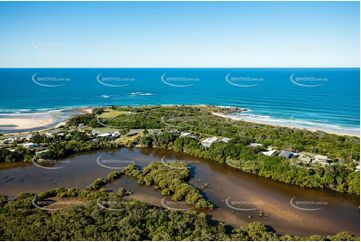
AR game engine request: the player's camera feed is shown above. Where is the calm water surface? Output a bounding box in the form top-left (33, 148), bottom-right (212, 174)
top-left (0, 148), bottom-right (359, 236)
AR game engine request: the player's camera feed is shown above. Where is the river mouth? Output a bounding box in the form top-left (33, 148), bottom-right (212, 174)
top-left (0, 147), bottom-right (359, 236)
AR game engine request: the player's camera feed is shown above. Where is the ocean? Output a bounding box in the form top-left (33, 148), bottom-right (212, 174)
top-left (0, 68), bottom-right (359, 134)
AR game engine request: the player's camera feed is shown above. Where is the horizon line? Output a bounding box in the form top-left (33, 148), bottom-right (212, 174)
top-left (0, 67), bottom-right (360, 69)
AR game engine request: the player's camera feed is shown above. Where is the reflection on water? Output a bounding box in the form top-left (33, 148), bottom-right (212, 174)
top-left (0, 147), bottom-right (359, 236)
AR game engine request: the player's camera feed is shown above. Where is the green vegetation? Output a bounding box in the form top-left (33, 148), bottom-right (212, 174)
top-left (0, 146), bottom-right (33, 162)
top-left (0, 106), bottom-right (359, 240)
top-left (0, 130), bottom-right (122, 163)
top-left (35, 131), bottom-right (121, 161)
top-left (145, 131), bottom-right (359, 195)
top-left (75, 105), bottom-right (358, 195)
top-left (0, 189), bottom-right (358, 241)
top-left (123, 161), bottom-right (213, 209)
top-left (77, 105), bottom-right (359, 163)
top-left (88, 171), bottom-right (124, 190)
top-left (138, 132), bottom-right (360, 195)
top-left (1, 105), bottom-right (359, 195)
top-left (87, 161), bottom-right (213, 209)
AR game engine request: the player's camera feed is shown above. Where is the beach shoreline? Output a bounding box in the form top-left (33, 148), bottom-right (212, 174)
top-left (0, 105), bottom-right (359, 137)
top-left (212, 112), bottom-right (360, 137)
top-left (0, 109), bottom-right (86, 135)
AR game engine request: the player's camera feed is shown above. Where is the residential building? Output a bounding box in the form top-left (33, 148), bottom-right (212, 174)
top-left (247, 143), bottom-right (263, 148)
top-left (220, 137), bottom-right (231, 143)
top-left (262, 149), bottom-right (277, 156)
top-left (201, 137), bottom-right (218, 148)
top-left (22, 142), bottom-right (39, 149)
top-left (279, 150), bottom-right (294, 159)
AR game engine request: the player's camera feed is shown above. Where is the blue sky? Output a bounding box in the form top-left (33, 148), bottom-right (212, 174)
top-left (0, 1), bottom-right (359, 67)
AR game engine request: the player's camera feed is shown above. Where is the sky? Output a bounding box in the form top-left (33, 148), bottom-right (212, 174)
top-left (0, 1), bottom-right (359, 68)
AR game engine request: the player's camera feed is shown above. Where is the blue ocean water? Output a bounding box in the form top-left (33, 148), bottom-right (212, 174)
top-left (0, 68), bottom-right (359, 132)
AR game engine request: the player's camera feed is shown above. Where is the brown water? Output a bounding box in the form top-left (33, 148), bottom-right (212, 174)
top-left (0, 147), bottom-right (359, 236)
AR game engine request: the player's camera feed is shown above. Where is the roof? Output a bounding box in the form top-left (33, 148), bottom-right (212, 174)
top-left (220, 137), bottom-right (231, 143)
top-left (314, 155), bottom-right (328, 160)
top-left (247, 143), bottom-right (262, 148)
top-left (262, 150), bottom-right (277, 156)
top-left (279, 150), bottom-right (294, 158)
top-left (201, 137), bottom-right (218, 147)
top-left (98, 133), bottom-right (111, 137)
top-left (127, 129), bottom-right (141, 136)
top-left (180, 132), bottom-right (191, 137)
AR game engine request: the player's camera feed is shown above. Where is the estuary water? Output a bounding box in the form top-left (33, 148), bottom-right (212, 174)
top-left (0, 148), bottom-right (359, 236)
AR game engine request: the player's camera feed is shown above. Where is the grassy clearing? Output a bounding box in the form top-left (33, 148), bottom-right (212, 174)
top-left (98, 108), bottom-right (131, 118)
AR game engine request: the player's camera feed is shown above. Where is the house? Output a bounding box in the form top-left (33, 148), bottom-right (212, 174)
top-left (313, 155), bottom-right (332, 166)
top-left (292, 152), bottom-right (300, 158)
top-left (98, 132), bottom-right (112, 138)
top-left (25, 134), bottom-right (33, 141)
top-left (127, 129), bottom-right (142, 136)
top-left (247, 143), bottom-right (262, 148)
top-left (112, 131), bottom-right (120, 138)
top-left (220, 137), bottom-right (231, 143)
top-left (3, 138), bottom-right (15, 144)
top-left (314, 155), bottom-right (329, 161)
top-left (279, 150), bottom-right (295, 159)
top-left (180, 132), bottom-right (191, 137)
top-left (299, 156), bottom-right (312, 164)
top-left (45, 129), bottom-right (63, 137)
top-left (179, 132), bottom-right (198, 140)
top-left (201, 137), bottom-right (218, 148)
top-left (262, 149), bottom-right (277, 156)
top-left (45, 132), bottom-right (54, 138)
top-left (22, 142), bottom-right (39, 149)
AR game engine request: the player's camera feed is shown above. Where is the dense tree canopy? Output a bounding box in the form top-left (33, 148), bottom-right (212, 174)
top-left (0, 189), bottom-right (358, 241)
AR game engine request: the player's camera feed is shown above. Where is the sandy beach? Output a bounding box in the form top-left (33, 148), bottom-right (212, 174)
top-left (0, 109), bottom-right (85, 134)
top-left (212, 112), bottom-right (360, 137)
top-left (0, 113), bottom-right (54, 132)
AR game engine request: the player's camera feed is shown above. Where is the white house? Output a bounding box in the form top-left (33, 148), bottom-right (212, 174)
top-left (112, 131), bottom-right (120, 138)
top-left (220, 137), bottom-right (231, 143)
top-left (180, 132), bottom-right (191, 137)
top-left (98, 132), bottom-right (112, 138)
top-left (201, 137), bottom-right (218, 148)
top-left (3, 138), bottom-right (15, 144)
top-left (247, 143), bottom-right (263, 148)
top-left (22, 142), bottom-right (39, 149)
top-left (299, 156), bottom-right (312, 164)
top-left (313, 155), bottom-right (332, 166)
top-left (262, 149), bottom-right (277, 156)
top-left (127, 129), bottom-right (141, 136)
